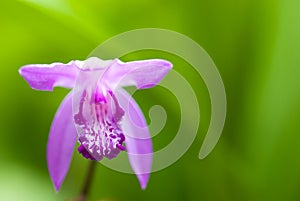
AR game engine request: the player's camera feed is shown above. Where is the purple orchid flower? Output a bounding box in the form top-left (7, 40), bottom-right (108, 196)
top-left (19, 57), bottom-right (172, 191)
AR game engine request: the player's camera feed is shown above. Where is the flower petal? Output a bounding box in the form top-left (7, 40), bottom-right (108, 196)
top-left (115, 89), bottom-right (152, 189)
top-left (47, 92), bottom-right (77, 191)
top-left (19, 61), bottom-right (80, 91)
top-left (102, 59), bottom-right (172, 90)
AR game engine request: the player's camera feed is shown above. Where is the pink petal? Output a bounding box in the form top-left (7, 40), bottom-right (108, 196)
top-left (19, 61), bottom-right (80, 91)
top-left (102, 59), bottom-right (172, 90)
top-left (47, 92), bottom-right (77, 191)
top-left (115, 89), bottom-right (153, 189)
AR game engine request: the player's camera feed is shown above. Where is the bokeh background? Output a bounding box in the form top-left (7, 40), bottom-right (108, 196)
top-left (1, 0), bottom-right (300, 200)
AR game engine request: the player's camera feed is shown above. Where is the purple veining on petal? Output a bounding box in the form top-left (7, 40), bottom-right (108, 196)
top-left (109, 90), bottom-right (125, 122)
top-left (74, 89), bottom-right (126, 161)
top-left (78, 145), bottom-right (96, 160)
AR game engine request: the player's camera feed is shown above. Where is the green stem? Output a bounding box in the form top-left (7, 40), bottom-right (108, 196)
top-left (79, 160), bottom-right (97, 201)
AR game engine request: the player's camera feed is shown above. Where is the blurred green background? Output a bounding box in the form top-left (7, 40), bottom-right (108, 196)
top-left (1, 0), bottom-right (300, 200)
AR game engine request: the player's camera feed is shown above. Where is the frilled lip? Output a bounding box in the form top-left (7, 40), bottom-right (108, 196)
top-left (19, 57), bottom-right (173, 191)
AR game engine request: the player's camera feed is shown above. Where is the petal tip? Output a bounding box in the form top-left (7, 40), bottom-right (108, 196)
top-left (18, 67), bottom-right (24, 76)
top-left (137, 173), bottom-right (150, 190)
top-left (151, 59), bottom-right (173, 70)
top-left (18, 66), bottom-right (28, 79)
top-left (161, 59), bottom-right (173, 69)
top-left (53, 181), bottom-right (61, 192)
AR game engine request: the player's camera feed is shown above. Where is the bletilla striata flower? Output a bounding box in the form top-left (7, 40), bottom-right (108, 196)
top-left (19, 57), bottom-right (172, 191)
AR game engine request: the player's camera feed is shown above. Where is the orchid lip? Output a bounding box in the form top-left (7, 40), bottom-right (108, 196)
top-left (74, 89), bottom-right (126, 161)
